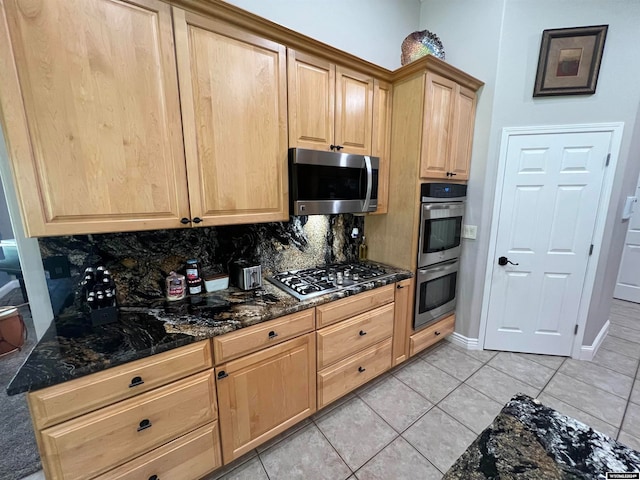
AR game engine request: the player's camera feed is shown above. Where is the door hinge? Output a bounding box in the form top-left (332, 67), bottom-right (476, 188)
top-left (589, 244), bottom-right (594, 256)
top-left (574, 324), bottom-right (579, 335)
top-left (606, 153), bottom-right (611, 166)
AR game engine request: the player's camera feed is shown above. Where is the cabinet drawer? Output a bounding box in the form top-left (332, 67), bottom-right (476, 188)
top-left (317, 338), bottom-right (392, 408)
top-left (409, 313), bottom-right (455, 357)
top-left (213, 308), bottom-right (315, 364)
top-left (29, 340), bottom-right (212, 429)
top-left (94, 421), bottom-right (221, 480)
top-left (317, 303), bottom-right (393, 368)
top-left (40, 370), bottom-right (216, 480)
top-left (316, 284), bottom-right (394, 328)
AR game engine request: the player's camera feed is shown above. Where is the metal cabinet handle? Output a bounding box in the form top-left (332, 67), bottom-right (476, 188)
top-left (268, 330), bottom-right (278, 339)
top-left (434, 331), bottom-right (441, 336)
top-left (192, 217), bottom-right (203, 224)
top-left (137, 419), bottom-right (152, 432)
top-left (359, 330), bottom-right (367, 336)
top-left (180, 218), bottom-right (191, 224)
top-left (330, 144), bottom-right (337, 150)
top-left (335, 145), bottom-right (343, 151)
top-left (128, 376), bottom-right (144, 388)
top-left (217, 371), bottom-right (228, 380)
top-left (358, 366), bottom-right (366, 373)
top-left (396, 284), bottom-right (405, 289)
top-left (149, 475), bottom-right (159, 480)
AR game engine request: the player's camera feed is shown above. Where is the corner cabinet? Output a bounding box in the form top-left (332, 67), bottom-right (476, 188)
top-left (215, 333), bottom-right (316, 464)
top-left (288, 49), bottom-right (374, 155)
top-left (173, 9), bottom-right (289, 226)
top-left (420, 72), bottom-right (478, 181)
top-left (0, 0), bottom-right (191, 236)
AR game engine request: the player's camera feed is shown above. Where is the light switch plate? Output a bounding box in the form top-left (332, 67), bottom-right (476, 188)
top-left (462, 225), bottom-right (477, 239)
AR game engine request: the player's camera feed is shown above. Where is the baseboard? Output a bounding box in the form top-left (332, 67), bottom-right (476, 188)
top-left (446, 332), bottom-right (481, 350)
top-left (579, 319), bottom-right (609, 361)
top-left (0, 279), bottom-right (19, 300)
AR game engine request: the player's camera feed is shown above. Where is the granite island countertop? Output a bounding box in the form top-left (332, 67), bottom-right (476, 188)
top-left (7, 262), bottom-right (411, 395)
top-left (444, 394), bottom-right (640, 479)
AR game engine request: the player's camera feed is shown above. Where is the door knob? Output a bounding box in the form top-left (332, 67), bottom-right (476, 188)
top-left (498, 256), bottom-right (519, 266)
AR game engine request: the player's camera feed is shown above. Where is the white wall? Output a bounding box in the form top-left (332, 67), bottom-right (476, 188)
top-left (420, 0), bottom-right (640, 345)
top-left (223, 0), bottom-right (421, 70)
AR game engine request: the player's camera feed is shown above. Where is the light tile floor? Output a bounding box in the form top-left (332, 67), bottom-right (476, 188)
top-left (20, 300), bottom-right (640, 480)
top-left (207, 298), bottom-right (640, 480)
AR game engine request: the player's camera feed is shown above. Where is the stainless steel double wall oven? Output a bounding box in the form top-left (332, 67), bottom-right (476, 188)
top-left (414, 183), bottom-right (466, 330)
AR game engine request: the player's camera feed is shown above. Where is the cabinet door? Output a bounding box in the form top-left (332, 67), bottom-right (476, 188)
top-left (287, 49), bottom-right (335, 151)
top-left (449, 86), bottom-right (477, 181)
top-left (174, 10), bottom-right (288, 226)
top-left (392, 278), bottom-right (414, 366)
top-left (371, 79), bottom-right (392, 214)
top-left (216, 333), bottom-right (316, 464)
top-left (420, 72), bottom-right (456, 180)
top-left (335, 66), bottom-right (374, 155)
top-left (0, 0), bottom-right (190, 236)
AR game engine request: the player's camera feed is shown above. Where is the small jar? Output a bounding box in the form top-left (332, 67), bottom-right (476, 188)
top-left (188, 277), bottom-right (203, 295)
top-left (185, 259), bottom-right (200, 281)
top-left (165, 271), bottom-right (186, 301)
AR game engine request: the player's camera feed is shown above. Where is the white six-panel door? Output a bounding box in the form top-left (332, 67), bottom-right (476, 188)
top-left (614, 181), bottom-right (640, 303)
top-left (484, 131), bottom-right (611, 355)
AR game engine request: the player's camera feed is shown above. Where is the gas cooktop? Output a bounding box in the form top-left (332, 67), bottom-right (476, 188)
top-left (267, 262), bottom-right (390, 300)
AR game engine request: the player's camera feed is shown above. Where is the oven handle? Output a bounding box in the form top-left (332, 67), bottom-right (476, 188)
top-left (362, 156), bottom-right (373, 212)
top-left (418, 259), bottom-right (458, 275)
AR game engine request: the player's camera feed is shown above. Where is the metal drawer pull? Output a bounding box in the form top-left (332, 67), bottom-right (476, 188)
top-left (268, 330), bottom-right (278, 339)
top-left (128, 376), bottom-right (144, 388)
top-left (358, 366), bottom-right (366, 373)
top-left (359, 330), bottom-right (367, 336)
top-left (434, 331), bottom-right (441, 336)
top-left (137, 419), bottom-right (152, 432)
top-left (149, 476), bottom-right (159, 480)
top-left (217, 371), bottom-right (228, 379)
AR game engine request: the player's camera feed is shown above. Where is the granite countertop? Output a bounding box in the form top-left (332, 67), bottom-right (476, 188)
top-left (7, 262), bottom-right (411, 395)
top-left (444, 394), bottom-right (640, 479)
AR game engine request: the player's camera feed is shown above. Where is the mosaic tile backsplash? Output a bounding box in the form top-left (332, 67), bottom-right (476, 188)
top-left (39, 215), bottom-right (364, 305)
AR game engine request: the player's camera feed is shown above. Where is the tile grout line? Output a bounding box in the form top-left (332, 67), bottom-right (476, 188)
top-left (616, 352), bottom-right (640, 441)
top-left (308, 414), bottom-right (359, 478)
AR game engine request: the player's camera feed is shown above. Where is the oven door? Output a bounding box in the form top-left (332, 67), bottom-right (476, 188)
top-left (417, 202), bottom-right (464, 267)
top-left (414, 259), bottom-right (458, 330)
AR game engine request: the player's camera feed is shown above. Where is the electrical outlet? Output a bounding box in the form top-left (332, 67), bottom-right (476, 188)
top-left (462, 225), bottom-right (477, 240)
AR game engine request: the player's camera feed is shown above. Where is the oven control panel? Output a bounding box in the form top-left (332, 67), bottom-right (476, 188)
top-left (421, 183), bottom-right (467, 202)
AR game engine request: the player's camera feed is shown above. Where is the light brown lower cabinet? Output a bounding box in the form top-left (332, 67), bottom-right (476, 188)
top-left (409, 313), bottom-right (455, 357)
top-left (216, 333), bottom-right (316, 464)
top-left (94, 421), bottom-right (221, 480)
top-left (317, 338), bottom-right (392, 408)
top-left (392, 278), bottom-right (414, 366)
top-left (38, 369), bottom-right (217, 480)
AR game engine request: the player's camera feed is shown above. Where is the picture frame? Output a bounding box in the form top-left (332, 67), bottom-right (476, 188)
top-left (533, 25), bottom-right (608, 97)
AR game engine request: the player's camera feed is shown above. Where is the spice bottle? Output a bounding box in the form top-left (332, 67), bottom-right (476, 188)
top-left (359, 236), bottom-right (368, 260)
top-left (165, 271), bottom-right (186, 301)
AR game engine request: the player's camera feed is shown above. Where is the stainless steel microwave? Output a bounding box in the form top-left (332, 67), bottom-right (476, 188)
top-left (289, 148), bottom-right (379, 215)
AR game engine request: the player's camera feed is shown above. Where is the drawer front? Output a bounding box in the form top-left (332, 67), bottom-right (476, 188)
top-left (213, 308), bottom-right (315, 364)
top-left (317, 338), bottom-right (392, 408)
top-left (410, 313), bottom-right (455, 357)
top-left (316, 284), bottom-right (394, 328)
top-left (29, 340), bottom-right (213, 429)
top-left (94, 421), bottom-right (221, 480)
top-left (317, 303), bottom-right (394, 368)
top-left (40, 370), bottom-right (216, 480)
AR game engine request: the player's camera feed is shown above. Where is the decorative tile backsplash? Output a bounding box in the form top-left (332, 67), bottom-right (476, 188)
top-left (39, 215), bottom-right (364, 305)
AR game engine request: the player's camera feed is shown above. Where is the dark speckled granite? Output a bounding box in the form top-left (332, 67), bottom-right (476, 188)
top-left (7, 262), bottom-right (411, 395)
top-left (444, 394), bottom-right (640, 479)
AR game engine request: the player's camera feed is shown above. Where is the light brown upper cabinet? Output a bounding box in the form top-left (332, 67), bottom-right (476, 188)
top-left (371, 79), bottom-right (393, 215)
top-left (288, 50), bottom-right (374, 155)
top-left (173, 9), bottom-right (289, 226)
top-left (0, 0), bottom-right (190, 236)
top-left (420, 72), bottom-right (477, 181)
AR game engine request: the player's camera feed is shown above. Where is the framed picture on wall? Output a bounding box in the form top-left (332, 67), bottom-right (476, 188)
top-left (533, 25), bottom-right (608, 97)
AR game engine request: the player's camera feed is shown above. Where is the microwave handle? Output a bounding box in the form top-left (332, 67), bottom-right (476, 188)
top-left (363, 156), bottom-right (373, 212)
